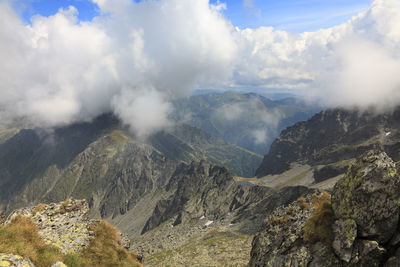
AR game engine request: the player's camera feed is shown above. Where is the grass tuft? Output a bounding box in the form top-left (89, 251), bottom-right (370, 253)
top-left (302, 191), bottom-right (334, 245)
top-left (0, 215), bottom-right (63, 266)
top-left (55, 199), bottom-right (82, 215)
top-left (0, 215), bottom-right (142, 267)
top-left (79, 220), bottom-right (142, 267)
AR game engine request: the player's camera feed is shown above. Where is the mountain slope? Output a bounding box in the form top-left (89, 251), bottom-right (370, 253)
top-left (130, 160), bottom-right (313, 266)
top-left (255, 107), bottom-right (400, 183)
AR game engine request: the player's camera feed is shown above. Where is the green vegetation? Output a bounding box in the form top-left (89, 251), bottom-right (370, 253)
top-left (0, 216), bottom-right (142, 267)
top-left (302, 191), bottom-right (334, 245)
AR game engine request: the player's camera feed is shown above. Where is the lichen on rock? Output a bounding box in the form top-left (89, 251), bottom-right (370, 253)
top-left (249, 192), bottom-right (337, 267)
top-left (4, 199), bottom-right (97, 254)
top-left (331, 150), bottom-right (400, 243)
top-left (332, 218), bottom-right (357, 262)
top-left (0, 253), bottom-right (34, 267)
top-left (249, 150), bottom-right (400, 267)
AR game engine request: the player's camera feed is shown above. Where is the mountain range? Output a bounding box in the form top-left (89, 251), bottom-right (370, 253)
top-left (5, 92), bottom-right (400, 265)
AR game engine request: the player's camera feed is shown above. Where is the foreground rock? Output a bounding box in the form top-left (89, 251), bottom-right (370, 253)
top-left (5, 199), bottom-right (96, 254)
top-left (250, 150), bottom-right (400, 266)
top-left (332, 150), bottom-right (400, 243)
top-left (0, 253), bottom-right (34, 267)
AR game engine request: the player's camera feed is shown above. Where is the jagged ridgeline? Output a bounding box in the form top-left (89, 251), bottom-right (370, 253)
top-left (254, 107), bottom-right (400, 189)
top-left (171, 91), bottom-right (319, 155)
top-left (0, 113), bottom-right (262, 214)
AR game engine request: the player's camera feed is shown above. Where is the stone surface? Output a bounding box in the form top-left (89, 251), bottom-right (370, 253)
top-left (249, 194), bottom-right (315, 267)
top-left (349, 240), bottom-right (386, 266)
top-left (0, 253), bottom-right (34, 267)
top-left (332, 218), bottom-right (357, 262)
top-left (50, 262), bottom-right (67, 267)
top-left (331, 150), bottom-right (400, 243)
top-left (250, 151), bottom-right (400, 267)
top-left (5, 199), bottom-right (97, 254)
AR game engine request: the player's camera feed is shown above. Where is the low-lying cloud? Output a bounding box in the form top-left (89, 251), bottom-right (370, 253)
top-left (216, 99), bottom-right (282, 145)
top-left (0, 0), bottom-right (236, 138)
top-left (0, 0), bottom-right (400, 137)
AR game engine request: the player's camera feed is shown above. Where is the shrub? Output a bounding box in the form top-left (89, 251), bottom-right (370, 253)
top-left (302, 191), bottom-right (334, 245)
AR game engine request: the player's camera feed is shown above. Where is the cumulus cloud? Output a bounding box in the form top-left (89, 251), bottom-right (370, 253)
top-left (0, 0), bottom-right (236, 138)
top-left (234, 0), bottom-right (400, 111)
top-left (1, 0), bottom-right (400, 138)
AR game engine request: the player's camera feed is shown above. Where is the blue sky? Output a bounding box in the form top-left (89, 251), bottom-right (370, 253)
top-left (14, 0), bottom-right (371, 32)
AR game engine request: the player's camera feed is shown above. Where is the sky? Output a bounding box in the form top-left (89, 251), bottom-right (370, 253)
top-left (1, 0), bottom-right (400, 140)
top-left (16, 0), bottom-right (371, 32)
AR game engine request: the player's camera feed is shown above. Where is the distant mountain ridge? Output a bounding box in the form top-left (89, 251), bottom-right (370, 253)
top-left (171, 91), bottom-right (319, 155)
top-left (0, 113), bottom-right (261, 215)
top-left (255, 107), bottom-right (400, 183)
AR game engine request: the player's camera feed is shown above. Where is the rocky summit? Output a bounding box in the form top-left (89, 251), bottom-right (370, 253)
top-left (5, 199), bottom-right (97, 254)
top-left (1, 199), bottom-right (140, 267)
top-left (250, 150), bottom-right (400, 266)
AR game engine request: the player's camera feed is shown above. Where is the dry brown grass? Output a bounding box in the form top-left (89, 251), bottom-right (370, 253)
top-left (55, 199), bottom-right (82, 215)
top-left (80, 220), bottom-right (142, 267)
top-left (32, 204), bottom-right (47, 215)
top-left (0, 215), bottom-right (63, 266)
top-left (302, 191), bottom-right (334, 245)
top-left (297, 196), bottom-right (310, 210)
top-left (268, 216), bottom-right (289, 226)
top-left (0, 214), bottom-right (142, 267)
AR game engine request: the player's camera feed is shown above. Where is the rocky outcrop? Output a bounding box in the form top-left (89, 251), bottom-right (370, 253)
top-left (5, 199), bottom-right (97, 254)
top-left (332, 150), bottom-right (400, 243)
top-left (250, 150), bottom-right (400, 266)
top-left (142, 160), bottom-right (314, 235)
top-left (249, 192), bottom-right (339, 267)
top-left (0, 253), bottom-right (34, 267)
top-left (141, 160), bottom-right (243, 233)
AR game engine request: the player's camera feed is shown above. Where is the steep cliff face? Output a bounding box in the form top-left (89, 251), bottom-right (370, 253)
top-left (256, 107), bottom-right (400, 182)
top-left (142, 160), bottom-right (314, 235)
top-left (250, 150), bottom-right (400, 267)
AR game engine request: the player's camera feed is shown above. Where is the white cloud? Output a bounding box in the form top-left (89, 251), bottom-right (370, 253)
top-left (216, 99), bottom-right (282, 145)
top-left (0, 0), bottom-right (236, 137)
top-left (1, 0), bottom-right (400, 137)
top-left (234, 0), bottom-right (400, 112)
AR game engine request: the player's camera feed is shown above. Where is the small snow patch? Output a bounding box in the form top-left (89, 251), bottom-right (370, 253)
top-left (205, 220), bottom-right (213, 226)
top-left (386, 132), bottom-right (391, 136)
top-left (200, 215), bottom-right (205, 220)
